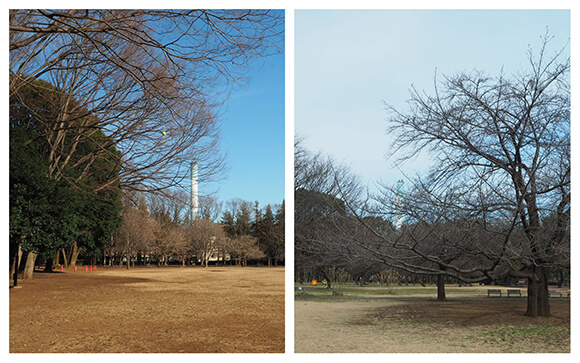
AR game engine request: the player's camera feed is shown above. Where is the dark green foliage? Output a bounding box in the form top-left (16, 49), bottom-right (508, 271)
top-left (10, 128), bottom-right (81, 253)
top-left (220, 210), bottom-right (236, 236)
top-left (254, 203), bottom-right (285, 265)
top-left (220, 200), bottom-right (285, 265)
top-left (10, 78), bottom-right (122, 259)
top-left (66, 128), bottom-right (123, 257)
top-left (295, 188), bottom-right (347, 223)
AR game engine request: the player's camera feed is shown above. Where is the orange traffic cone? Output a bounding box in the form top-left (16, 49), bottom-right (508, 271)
top-left (60, 265), bottom-right (64, 272)
top-left (94, 265), bottom-right (97, 271)
top-left (74, 265), bottom-right (77, 272)
top-left (85, 265), bottom-right (88, 272)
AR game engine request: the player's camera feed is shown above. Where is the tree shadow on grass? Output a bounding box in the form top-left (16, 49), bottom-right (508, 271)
top-left (366, 299), bottom-right (570, 327)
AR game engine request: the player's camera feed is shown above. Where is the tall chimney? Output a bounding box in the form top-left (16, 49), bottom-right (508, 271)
top-left (191, 162), bottom-right (199, 222)
top-left (396, 179), bottom-right (404, 231)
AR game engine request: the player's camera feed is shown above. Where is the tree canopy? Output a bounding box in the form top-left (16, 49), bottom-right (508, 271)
top-left (9, 9), bottom-right (284, 195)
top-left (10, 79), bottom-right (123, 277)
top-left (294, 35), bottom-right (570, 318)
top-left (375, 36), bottom-right (568, 317)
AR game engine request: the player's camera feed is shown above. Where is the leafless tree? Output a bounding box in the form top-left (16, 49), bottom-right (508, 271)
top-left (369, 33), bottom-right (569, 317)
top-left (363, 176), bottom-right (511, 300)
top-left (145, 190), bottom-right (197, 264)
top-left (373, 269), bottom-right (401, 294)
top-left (295, 136), bottom-right (360, 196)
top-left (295, 31), bottom-right (571, 320)
top-left (153, 222), bottom-right (187, 266)
top-left (147, 189), bottom-right (190, 225)
top-left (228, 235), bottom-right (265, 267)
top-left (323, 266), bottom-right (351, 295)
top-left (9, 9), bottom-right (284, 195)
top-left (112, 195), bottom-right (156, 269)
top-left (198, 195), bottom-right (224, 222)
top-left (294, 138), bottom-right (367, 279)
top-left (188, 218), bottom-right (227, 267)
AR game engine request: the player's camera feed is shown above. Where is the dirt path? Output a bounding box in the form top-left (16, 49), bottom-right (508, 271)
top-left (295, 298), bottom-right (570, 353)
top-left (10, 266), bottom-right (285, 353)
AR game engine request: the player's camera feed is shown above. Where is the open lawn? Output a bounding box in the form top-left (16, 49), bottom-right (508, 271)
top-left (10, 266), bottom-right (285, 353)
top-left (295, 283), bottom-right (570, 353)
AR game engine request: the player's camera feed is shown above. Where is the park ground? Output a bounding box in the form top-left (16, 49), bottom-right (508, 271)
top-left (10, 266), bottom-right (284, 353)
top-left (295, 284), bottom-right (570, 353)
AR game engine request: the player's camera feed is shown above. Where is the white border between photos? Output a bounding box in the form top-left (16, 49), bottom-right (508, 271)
top-left (4, 1), bottom-right (579, 362)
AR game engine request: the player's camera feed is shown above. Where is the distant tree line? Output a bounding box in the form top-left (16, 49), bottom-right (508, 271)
top-left (109, 193), bottom-right (285, 268)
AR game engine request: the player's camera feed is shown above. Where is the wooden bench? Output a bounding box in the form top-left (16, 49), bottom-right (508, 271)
top-left (507, 289), bottom-right (522, 297)
top-left (487, 289), bottom-right (502, 297)
top-left (548, 289), bottom-right (562, 297)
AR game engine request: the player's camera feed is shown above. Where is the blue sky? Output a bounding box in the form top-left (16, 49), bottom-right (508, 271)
top-left (295, 9), bottom-right (570, 193)
top-left (209, 50), bottom-right (285, 209)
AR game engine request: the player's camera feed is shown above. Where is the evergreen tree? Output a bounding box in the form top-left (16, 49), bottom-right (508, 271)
top-left (221, 210), bottom-right (236, 237)
top-left (10, 78), bottom-right (123, 278)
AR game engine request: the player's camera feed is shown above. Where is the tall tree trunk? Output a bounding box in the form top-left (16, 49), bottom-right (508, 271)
top-left (69, 241), bottom-right (81, 267)
top-left (22, 252), bottom-right (38, 280)
top-left (10, 245), bottom-right (23, 279)
top-left (437, 274), bottom-right (446, 301)
top-left (44, 257), bottom-right (54, 272)
top-left (557, 270), bottom-right (564, 288)
top-left (61, 248), bottom-right (68, 267)
top-left (11, 244), bottom-right (23, 286)
top-left (526, 266), bottom-right (551, 317)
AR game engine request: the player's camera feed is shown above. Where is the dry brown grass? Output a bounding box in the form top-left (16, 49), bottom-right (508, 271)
top-left (9, 266), bottom-right (284, 353)
top-left (295, 297), bottom-right (570, 353)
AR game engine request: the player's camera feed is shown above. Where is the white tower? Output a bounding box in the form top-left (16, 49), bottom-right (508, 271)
top-left (191, 162), bottom-right (199, 222)
top-left (395, 179), bottom-right (404, 231)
